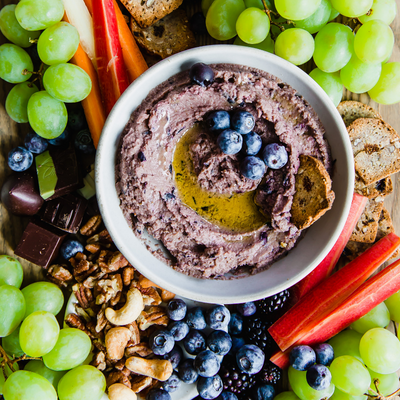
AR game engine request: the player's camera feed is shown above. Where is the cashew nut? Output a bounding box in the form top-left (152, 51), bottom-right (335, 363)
top-left (108, 383), bottom-right (137, 400)
top-left (105, 327), bottom-right (132, 361)
top-left (125, 356), bottom-right (173, 381)
top-left (105, 287), bottom-right (144, 326)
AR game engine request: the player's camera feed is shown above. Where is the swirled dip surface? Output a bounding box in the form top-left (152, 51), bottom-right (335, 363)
top-left (116, 64), bottom-right (332, 278)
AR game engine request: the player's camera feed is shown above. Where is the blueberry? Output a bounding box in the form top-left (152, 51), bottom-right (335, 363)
top-left (306, 364), bottom-right (332, 391)
top-left (236, 344), bottom-right (265, 375)
top-left (217, 129), bottom-right (243, 155)
top-left (189, 63), bottom-right (214, 87)
top-left (197, 375), bottom-right (223, 399)
top-left (289, 345), bottom-right (316, 371)
top-left (206, 305), bottom-right (230, 330)
top-left (228, 313), bottom-right (243, 336)
top-left (205, 111), bottom-right (230, 132)
top-left (7, 146), bottom-right (33, 172)
top-left (67, 103), bottom-right (87, 132)
top-left (229, 337), bottom-right (245, 355)
top-left (169, 321), bottom-right (189, 341)
top-left (236, 302), bottom-right (257, 317)
top-left (167, 298), bottom-right (187, 321)
top-left (48, 128), bottom-right (71, 146)
top-left (252, 384), bottom-right (275, 400)
top-left (231, 110), bottom-right (255, 135)
top-left (74, 129), bottom-right (95, 154)
top-left (178, 358), bottom-right (199, 384)
top-left (24, 132), bottom-right (48, 154)
top-left (240, 156), bottom-right (266, 180)
top-left (60, 239), bottom-right (85, 260)
top-left (242, 131), bottom-right (262, 155)
top-left (183, 329), bottom-right (207, 355)
top-left (262, 143), bottom-right (288, 169)
top-left (162, 344), bottom-right (183, 369)
top-left (162, 372), bottom-right (181, 392)
top-left (313, 343), bottom-right (334, 366)
top-left (146, 389), bottom-right (171, 400)
top-left (216, 392), bottom-right (238, 400)
top-left (149, 329), bottom-right (175, 356)
top-left (189, 11), bottom-right (207, 35)
top-left (207, 330), bottom-right (232, 356)
top-left (186, 307), bottom-right (207, 330)
top-left (194, 349), bottom-right (220, 377)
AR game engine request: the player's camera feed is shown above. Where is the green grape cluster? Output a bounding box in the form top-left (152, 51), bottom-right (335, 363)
top-left (0, 0), bottom-right (92, 139)
top-left (203, 0), bottom-right (399, 106)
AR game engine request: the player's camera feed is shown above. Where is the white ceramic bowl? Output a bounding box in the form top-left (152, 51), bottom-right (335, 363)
top-left (96, 45), bottom-right (354, 304)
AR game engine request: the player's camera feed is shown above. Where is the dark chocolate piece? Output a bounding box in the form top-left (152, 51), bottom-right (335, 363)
top-left (35, 144), bottom-right (82, 201)
top-left (1, 172), bottom-right (44, 216)
top-left (14, 220), bottom-right (67, 268)
top-left (39, 193), bottom-right (88, 233)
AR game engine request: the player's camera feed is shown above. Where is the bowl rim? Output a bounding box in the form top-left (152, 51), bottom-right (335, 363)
top-left (96, 44), bottom-right (355, 304)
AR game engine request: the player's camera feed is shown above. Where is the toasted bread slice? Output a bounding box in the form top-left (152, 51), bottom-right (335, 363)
top-left (130, 9), bottom-right (196, 59)
top-left (354, 175), bottom-right (393, 199)
top-left (121, 0), bottom-right (183, 28)
top-left (291, 155), bottom-right (335, 230)
top-left (337, 101), bottom-right (382, 127)
top-left (347, 118), bottom-right (400, 185)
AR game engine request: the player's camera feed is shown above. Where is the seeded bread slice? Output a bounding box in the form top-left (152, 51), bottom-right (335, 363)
top-left (130, 9), bottom-right (196, 59)
top-left (337, 101), bottom-right (382, 127)
top-left (354, 175), bottom-right (393, 199)
top-left (347, 118), bottom-right (400, 185)
top-left (121, 0), bottom-right (183, 28)
top-left (291, 155), bottom-right (335, 230)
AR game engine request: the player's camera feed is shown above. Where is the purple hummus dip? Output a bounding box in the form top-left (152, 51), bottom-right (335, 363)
top-left (115, 63), bottom-right (332, 279)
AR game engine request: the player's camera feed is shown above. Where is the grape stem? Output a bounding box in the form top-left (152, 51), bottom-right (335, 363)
top-left (368, 378), bottom-right (400, 399)
top-left (0, 344), bottom-right (42, 376)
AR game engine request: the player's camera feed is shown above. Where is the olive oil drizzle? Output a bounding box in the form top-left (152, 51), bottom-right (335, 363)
top-left (172, 125), bottom-right (268, 233)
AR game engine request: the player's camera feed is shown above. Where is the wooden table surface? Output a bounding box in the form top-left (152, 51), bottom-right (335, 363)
top-left (0, 0), bottom-right (400, 286)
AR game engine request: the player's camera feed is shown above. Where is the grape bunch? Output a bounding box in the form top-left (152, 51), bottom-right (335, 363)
top-left (203, 0), bottom-right (400, 107)
top-left (0, 254), bottom-right (106, 400)
top-left (0, 0), bottom-right (92, 139)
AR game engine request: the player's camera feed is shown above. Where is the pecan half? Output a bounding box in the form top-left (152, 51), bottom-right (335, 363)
top-left (137, 306), bottom-right (169, 330)
top-left (80, 215), bottom-right (102, 236)
top-left (46, 265), bottom-right (73, 287)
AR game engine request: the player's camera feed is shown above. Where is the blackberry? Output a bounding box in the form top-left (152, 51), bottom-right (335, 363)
top-left (256, 361), bottom-right (282, 386)
top-left (256, 289), bottom-right (292, 317)
top-left (242, 316), bottom-right (278, 358)
top-left (219, 356), bottom-right (256, 396)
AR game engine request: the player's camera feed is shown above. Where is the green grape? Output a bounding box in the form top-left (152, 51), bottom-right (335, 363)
top-left (274, 392), bottom-right (301, 400)
top-left (206, 0), bottom-right (246, 40)
top-left (368, 368), bottom-right (399, 396)
top-left (330, 388), bottom-right (367, 400)
top-left (0, 5), bottom-right (40, 48)
top-left (25, 360), bottom-right (66, 388)
top-left (0, 255), bottom-right (23, 288)
top-left (5, 82), bottom-right (39, 123)
top-left (2, 324), bottom-right (24, 357)
top-left (43, 328), bottom-right (92, 371)
top-left (329, 3), bottom-right (340, 20)
top-left (236, 8), bottom-right (270, 44)
top-left (234, 34), bottom-right (275, 53)
top-left (384, 289), bottom-right (400, 322)
top-left (22, 281), bottom-right (64, 318)
top-left (329, 330), bottom-right (363, 362)
top-left (359, 0), bottom-right (397, 24)
top-left (3, 370), bottom-right (57, 400)
top-left (37, 22), bottom-right (80, 65)
top-left (340, 53), bottom-right (382, 94)
top-left (202, 0), bottom-right (215, 15)
top-left (244, 0), bottom-right (274, 10)
top-left (288, 366), bottom-right (334, 400)
top-left (275, 28), bottom-right (314, 65)
top-left (15, 0), bottom-right (64, 31)
top-left (313, 23), bottom-right (353, 73)
top-left (19, 311), bottom-right (59, 357)
top-left (0, 285), bottom-right (25, 337)
top-left (0, 360), bottom-right (19, 395)
top-left (309, 68), bottom-right (343, 106)
top-left (350, 302), bottom-right (390, 334)
top-left (330, 0), bottom-right (373, 17)
top-left (275, 0), bottom-right (321, 20)
top-left (330, 355), bottom-right (370, 396)
top-left (43, 63), bottom-right (92, 103)
top-left (354, 20), bottom-right (394, 64)
top-left (294, 0), bottom-right (332, 34)
top-left (359, 327), bottom-right (400, 374)
top-left (368, 62), bottom-right (400, 104)
top-left (57, 365), bottom-right (106, 400)
top-left (0, 43), bottom-right (32, 84)
top-left (27, 91), bottom-right (68, 139)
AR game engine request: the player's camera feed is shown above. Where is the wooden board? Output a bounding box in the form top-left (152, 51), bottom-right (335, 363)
top-left (0, 0), bottom-right (399, 286)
